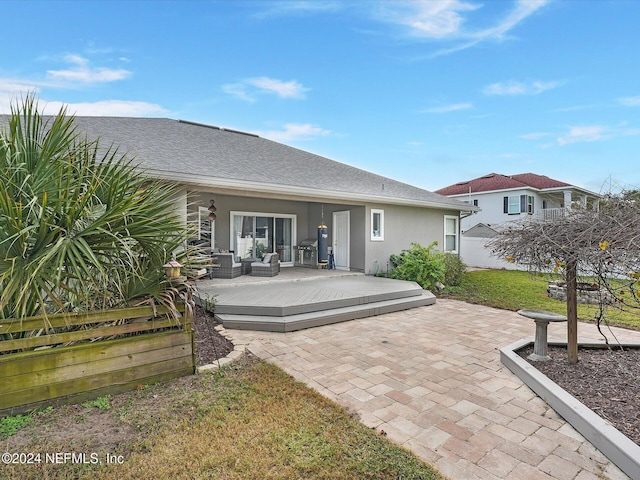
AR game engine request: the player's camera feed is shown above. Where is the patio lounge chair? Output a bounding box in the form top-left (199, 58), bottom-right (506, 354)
top-left (251, 253), bottom-right (279, 277)
top-left (211, 252), bottom-right (241, 279)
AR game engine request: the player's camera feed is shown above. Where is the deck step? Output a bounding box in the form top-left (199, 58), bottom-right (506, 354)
top-left (216, 291), bottom-right (435, 332)
top-left (213, 276), bottom-right (426, 317)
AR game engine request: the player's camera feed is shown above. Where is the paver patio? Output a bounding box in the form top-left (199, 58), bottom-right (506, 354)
top-left (225, 298), bottom-right (640, 480)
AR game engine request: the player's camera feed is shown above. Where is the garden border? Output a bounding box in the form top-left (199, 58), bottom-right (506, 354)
top-left (500, 338), bottom-right (640, 479)
top-left (0, 303), bottom-right (195, 416)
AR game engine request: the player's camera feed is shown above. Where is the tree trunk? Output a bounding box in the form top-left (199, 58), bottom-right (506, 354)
top-left (566, 258), bottom-right (579, 364)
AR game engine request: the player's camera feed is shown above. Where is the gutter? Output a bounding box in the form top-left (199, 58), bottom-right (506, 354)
top-left (146, 169), bottom-right (478, 213)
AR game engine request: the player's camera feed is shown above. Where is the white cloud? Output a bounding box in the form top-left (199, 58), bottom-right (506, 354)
top-left (483, 80), bottom-right (560, 96)
top-left (552, 104), bottom-right (595, 112)
top-left (520, 132), bottom-right (551, 140)
top-left (224, 77), bottom-right (310, 101)
top-left (46, 55), bottom-right (131, 84)
top-left (473, 0), bottom-right (549, 40)
top-left (256, 123), bottom-right (330, 142)
top-left (382, 0), bottom-right (480, 39)
top-left (45, 100), bottom-right (167, 117)
top-left (0, 79), bottom-right (43, 113)
top-left (618, 96), bottom-right (640, 107)
top-left (557, 125), bottom-right (609, 146)
top-left (424, 102), bottom-right (473, 113)
top-left (377, 0), bottom-right (549, 55)
top-left (222, 83), bottom-right (255, 103)
top-left (254, 1), bottom-right (343, 19)
top-left (245, 77), bottom-right (309, 99)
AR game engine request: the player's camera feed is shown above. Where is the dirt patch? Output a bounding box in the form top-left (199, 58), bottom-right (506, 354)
top-left (0, 306), bottom-right (235, 458)
top-left (518, 344), bottom-right (640, 446)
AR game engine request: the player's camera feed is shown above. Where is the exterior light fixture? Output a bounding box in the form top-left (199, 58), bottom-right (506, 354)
top-left (163, 257), bottom-right (183, 279)
top-left (208, 199), bottom-right (217, 221)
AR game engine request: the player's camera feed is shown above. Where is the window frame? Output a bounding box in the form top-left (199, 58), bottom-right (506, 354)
top-left (370, 208), bottom-right (384, 241)
top-left (504, 194), bottom-right (534, 215)
top-left (443, 215), bottom-right (459, 253)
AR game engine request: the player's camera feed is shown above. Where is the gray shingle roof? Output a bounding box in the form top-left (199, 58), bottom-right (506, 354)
top-left (9, 115), bottom-right (470, 210)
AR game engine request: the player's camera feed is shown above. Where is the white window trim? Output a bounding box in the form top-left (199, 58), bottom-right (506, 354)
top-left (371, 208), bottom-right (384, 241)
top-left (443, 215), bottom-right (459, 253)
top-left (507, 195), bottom-right (520, 215)
top-left (198, 206), bottom-right (215, 248)
top-left (229, 210), bottom-right (297, 266)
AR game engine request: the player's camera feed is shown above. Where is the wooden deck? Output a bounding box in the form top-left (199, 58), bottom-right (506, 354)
top-left (196, 273), bottom-right (435, 332)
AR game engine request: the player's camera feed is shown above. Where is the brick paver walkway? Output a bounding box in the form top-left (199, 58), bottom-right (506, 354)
top-left (226, 299), bottom-right (640, 480)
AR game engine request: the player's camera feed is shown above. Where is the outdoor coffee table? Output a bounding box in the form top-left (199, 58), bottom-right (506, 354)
top-left (517, 309), bottom-right (567, 361)
top-left (240, 258), bottom-right (257, 275)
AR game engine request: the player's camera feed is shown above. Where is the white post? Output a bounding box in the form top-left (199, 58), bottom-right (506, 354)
top-left (579, 194), bottom-right (587, 209)
top-left (563, 190), bottom-right (572, 211)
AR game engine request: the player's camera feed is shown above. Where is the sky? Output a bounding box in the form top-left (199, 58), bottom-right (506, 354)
top-left (1, 0), bottom-right (639, 194)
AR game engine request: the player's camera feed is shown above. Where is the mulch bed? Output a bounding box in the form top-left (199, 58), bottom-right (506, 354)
top-left (518, 344), bottom-right (640, 446)
top-left (191, 305), bottom-right (235, 366)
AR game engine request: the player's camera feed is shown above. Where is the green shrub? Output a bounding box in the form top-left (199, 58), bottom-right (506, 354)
top-left (388, 242), bottom-right (445, 290)
top-left (441, 252), bottom-right (467, 286)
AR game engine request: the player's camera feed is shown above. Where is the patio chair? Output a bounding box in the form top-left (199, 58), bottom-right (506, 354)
top-left (251, 253), bottom-right (280, 277)
top-left (211, 252), bottom-right (241, 279)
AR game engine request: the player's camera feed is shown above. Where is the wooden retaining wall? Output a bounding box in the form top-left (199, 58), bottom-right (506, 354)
top-left (0, 304), bottom-right (195, 416)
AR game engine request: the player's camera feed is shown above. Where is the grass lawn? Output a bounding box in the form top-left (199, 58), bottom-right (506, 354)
top-left (0, 354), bottom-right (443, 480)
top-left (442, 269), bottom-right (640, 330)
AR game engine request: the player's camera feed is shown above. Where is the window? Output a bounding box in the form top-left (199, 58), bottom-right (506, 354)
top-left (444, 215), bottom-right (459, 253)
top-left (503, 195), bottom-right (534, 215)
top-left (371, 209), bottom-right (384, 241)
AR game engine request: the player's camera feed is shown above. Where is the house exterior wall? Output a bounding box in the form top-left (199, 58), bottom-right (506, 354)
top-left (460, 189), bottom-right (564, 230)
top-left (169, 187), bottom-right (189, 227)
top-left (187, 192), bottom-right (309, 251)
top-left (364, 204), bottom-right (460, 275)
top-left (185, 189), bottom-right (460, 274)
top-left (307, 203), bottom-right (366, 272)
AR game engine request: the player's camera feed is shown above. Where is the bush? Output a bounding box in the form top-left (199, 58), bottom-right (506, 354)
top-left (441, 252), bottom-right (467, 286)
top-left (0, 95), bottom-right (189, 320)
top-left (388, 242), bottom-right (445, 290)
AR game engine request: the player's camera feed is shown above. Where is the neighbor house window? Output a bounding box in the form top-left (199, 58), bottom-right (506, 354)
top-left (371, 209), bottom-right (384, 241)
top-left (444, 215), bottom-right (459, 253)
top-left (504, 195), bottom-right (534, 215)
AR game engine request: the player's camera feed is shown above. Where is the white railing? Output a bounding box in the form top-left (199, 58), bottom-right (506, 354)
top-left (536, 208), bottom-right (567, 221)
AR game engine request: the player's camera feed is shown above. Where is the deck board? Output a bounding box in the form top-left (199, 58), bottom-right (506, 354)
top-left (202, 276), bottom-right (422, 315)
top-left (197, 275), bottom-right (435, 331)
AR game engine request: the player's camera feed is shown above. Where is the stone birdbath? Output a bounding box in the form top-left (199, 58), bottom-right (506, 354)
top-left (517, 309), bottom-right (567, 361)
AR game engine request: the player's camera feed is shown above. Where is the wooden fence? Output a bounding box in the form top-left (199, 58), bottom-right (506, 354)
top-left (0, 304), bottom-right (195, 415)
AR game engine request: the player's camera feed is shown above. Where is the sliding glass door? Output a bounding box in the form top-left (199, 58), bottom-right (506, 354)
top-left (275, 217), bottom-right (292, 263)
top-left (231, 212), bottom-right (295, 265)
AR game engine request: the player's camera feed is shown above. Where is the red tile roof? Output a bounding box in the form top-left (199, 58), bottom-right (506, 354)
top-left (435, 173), bottom-right (572, 195)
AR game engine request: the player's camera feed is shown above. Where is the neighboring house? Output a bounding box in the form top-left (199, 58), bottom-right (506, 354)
top-left (435, 173), bottom-right (602, 268)
top-left (67, 117), bottom-right (474, 274)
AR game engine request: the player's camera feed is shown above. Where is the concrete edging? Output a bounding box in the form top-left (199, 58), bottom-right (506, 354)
top-left (500, 339), bottom-right (640, 480)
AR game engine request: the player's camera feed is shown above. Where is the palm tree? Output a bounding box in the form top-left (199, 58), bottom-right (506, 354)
top-left (0, 95), bottom-right (190, 321)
